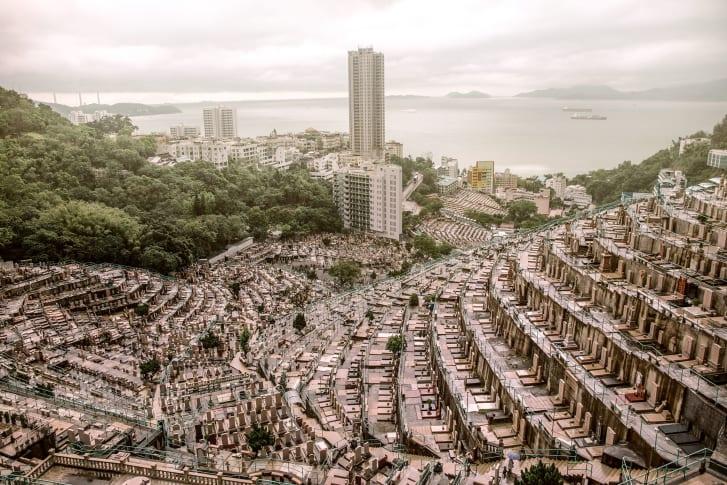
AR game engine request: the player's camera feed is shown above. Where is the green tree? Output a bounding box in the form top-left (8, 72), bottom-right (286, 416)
top-left (412, 234), bottom-right (453, 259)
top-left (386, 335), bottom-right (404, 354)
top-left (86, 114), bottom-right (137, 136)
top-left (514, 461), bottom-right (563, 485)
top-left (135, 303), bottom-right (149, 317)
top-left (328, 259), bottom-right (361, 287)
top-left (293, 313), bottom-right (307, 332)
top-left (0, 87), bottom-right (343, 273)
top-left (140, 358), bottom-right (161, 378)
top-left (465, 210), bottom-right (504, 227)
top-left (278, 371), bottom-right (288, 391)
top-left (713, 114), bottom-right (727, 149)
top-left (245, 423), bottom-right (275, 456)
top-left (518, 176), bottom-right (544, 192)
top-left (200, 332), bottom-right (221, 349)
top-left (409, 293), bottom-right (419, 307)
top-left (507, 200), bottom-right (538, 224)
top-left (239, 327), bottom-right (251, 357)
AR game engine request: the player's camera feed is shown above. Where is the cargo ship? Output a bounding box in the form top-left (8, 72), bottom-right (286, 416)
top-left (562, 107), bottom-right (592, 112)
top-left (571, 113), bottom-right (607, 120)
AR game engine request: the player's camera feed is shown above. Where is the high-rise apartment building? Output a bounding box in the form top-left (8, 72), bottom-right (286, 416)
top-left (467, 160), bottom-right (495, 193)
top-left (333, 164), bottom-right (402, 240)
top-left (438, 156), bottom-right (459, 178)
top-left (202, 106), bottom-right (238, 139)
top-left (348, 47), bottom-right (385, 159)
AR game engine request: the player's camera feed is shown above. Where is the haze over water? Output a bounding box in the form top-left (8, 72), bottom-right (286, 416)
top-left (130, 96), bottom-right (727, 177)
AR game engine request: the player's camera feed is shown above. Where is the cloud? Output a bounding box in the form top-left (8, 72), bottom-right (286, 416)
top-left (1, 0), bottom-right (726, 98)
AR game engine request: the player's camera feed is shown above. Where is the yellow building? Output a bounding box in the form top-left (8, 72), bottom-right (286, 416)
top-left (467, 160), bottom-right (495, 193)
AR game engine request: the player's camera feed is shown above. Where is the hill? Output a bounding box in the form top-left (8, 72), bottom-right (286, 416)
top-left (516, 78), bottom-right (727, 101)
top-left (0, 87), bottom-right (341, 274)
top-left (634, 79), bottom-right (727, 102)
top-left (568, 114), bottom-right (727, 204)
top-left (446, 90), bottom-right (491, 98)
top-left (517, 85), bottom-right (622, 100)
top-left (39, 101), bottom-right (181, 117)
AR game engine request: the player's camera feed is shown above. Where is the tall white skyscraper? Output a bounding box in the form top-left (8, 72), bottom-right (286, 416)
top-left (202, 106), bottom-right (238, 139)
top-left (348, 47), bottom-right (385, 159)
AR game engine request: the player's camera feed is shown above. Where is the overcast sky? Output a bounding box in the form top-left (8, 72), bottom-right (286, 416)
top-left (2, 0), bottom-right (727, 103)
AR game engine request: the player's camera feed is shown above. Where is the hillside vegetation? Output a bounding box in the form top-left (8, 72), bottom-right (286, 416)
top-left (569, 114), bottom-right (727, 204)
top-left (0, 88), bottom-right (341, 273)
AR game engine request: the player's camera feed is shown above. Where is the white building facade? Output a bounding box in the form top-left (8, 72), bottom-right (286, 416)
top-left (202, 106), bottom-right (238, 139)
top-left (333, 164), bottom-right (402, 240)
top-left (170, 125), bottom-right (201, 138)
top-left (708, 149), bottom-right (727, 169)
top-left (68, 110), bottom-right (110, 125)
top-left (545, 175), bottom-right (567, 199)
top-left (438, 157), bottom-right (459, 178)
top-left (563, 184), bottom-right (592, 208)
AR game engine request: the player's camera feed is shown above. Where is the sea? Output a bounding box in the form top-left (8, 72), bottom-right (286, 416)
top-left (130, 96), bottom-right (727, 177)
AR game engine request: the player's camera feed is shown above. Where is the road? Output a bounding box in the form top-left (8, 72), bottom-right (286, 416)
top-left (403, 171), bottom-right (423, 215)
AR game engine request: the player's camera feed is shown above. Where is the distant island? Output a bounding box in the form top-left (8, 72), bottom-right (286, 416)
top-left (387, 94), bottom-right (430, 99)
top-left (446, 90), bottom-right (491, 98)
top-left (515, 78), bottom-right (727, 102)
top-left (38, 101), bottom-right (181, 117)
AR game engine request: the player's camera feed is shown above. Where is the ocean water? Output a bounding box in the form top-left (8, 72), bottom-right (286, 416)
top-left (130, 96), bottom-right (727, 176)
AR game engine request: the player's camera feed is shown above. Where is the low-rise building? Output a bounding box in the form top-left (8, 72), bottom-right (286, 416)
top-left (496, 188), bottom-right (550, 215)
top-left (621, 192), bottom-right (652, 203)
top-left (308, 153), bottom-right (339, 181)
top-left (495, 169), bottom-right (518, 191)
top-left (678, 136), bottom-right (710, 155)
top-left (545, 175), bottom-right (567, 199)
top-left (321, 133), bottom-right (345, 151)
top-left (159, 138), bottom-right (274, 169)
top-left (563, 184), bottom-right (592, 208)
top-left (169, 125), bottom-right (201, 138)
top-left (438, 156), bottom-right (459, 178)
top-left (707, 149), bottom-right (727, 169)
top-left (68, 110), bottom-right (109, 125)
top-left (436, 176), bottom-right (460, 195)
top-left (384, 140), bottom-right (403, 160)
top-left (655, 169), bottom-right (687, 198)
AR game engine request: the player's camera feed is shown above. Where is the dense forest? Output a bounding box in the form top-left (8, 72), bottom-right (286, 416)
top-left (0, 88), bottom-right (341, 273)
top-left (569, 114), bottom-right (727, 204)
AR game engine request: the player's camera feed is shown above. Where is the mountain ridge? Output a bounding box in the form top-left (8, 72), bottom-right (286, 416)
top-left (38, 101), bottom-right (181, 117)
top-left (516, 78), bottom-right (727, 101)
top-left (446, 90), bottom-right (491, 98)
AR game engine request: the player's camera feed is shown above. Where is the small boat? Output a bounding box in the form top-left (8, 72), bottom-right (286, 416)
top-left (571, 113), bottom-right (607, 120)
top-left (562, 107), bottom-right (592, 112)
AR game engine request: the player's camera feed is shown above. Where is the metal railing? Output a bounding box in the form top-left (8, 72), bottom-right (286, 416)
top-left (620, 447), bottom-right (711, 485)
